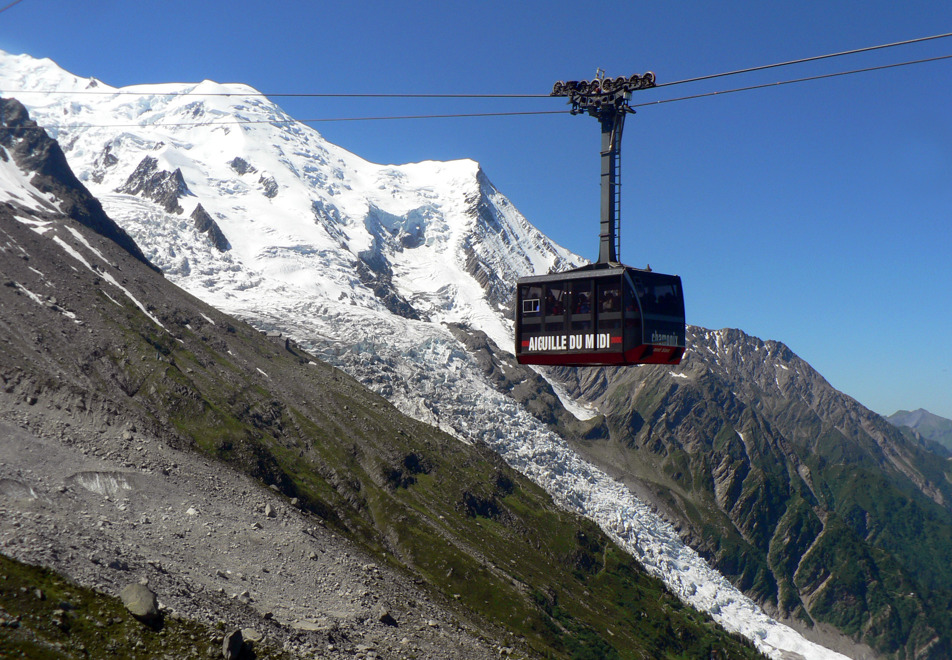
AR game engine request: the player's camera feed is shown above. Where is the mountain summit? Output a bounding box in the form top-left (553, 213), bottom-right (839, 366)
top-left (0, 49), bottom-right (576, 353)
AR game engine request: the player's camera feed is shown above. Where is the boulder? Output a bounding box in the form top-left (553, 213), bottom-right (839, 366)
top-left (375, 605), bottom-right (398, 627)
top-left (222, 629), bottom-right (243, 659)
top-left (119, 583), bottom-right (159, 622)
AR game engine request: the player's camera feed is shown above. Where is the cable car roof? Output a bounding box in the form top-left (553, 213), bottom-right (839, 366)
top-left (517, 262), bottom-right (675, 284)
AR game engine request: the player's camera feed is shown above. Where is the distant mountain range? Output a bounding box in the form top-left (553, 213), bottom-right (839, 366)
top-left (887, 409), bottom-right (952, 454)
top-left (4, 48), bottom-right (952, 659)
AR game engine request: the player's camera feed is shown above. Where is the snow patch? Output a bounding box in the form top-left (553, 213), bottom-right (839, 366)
top-left (546, 374), bottom-right (599, 420)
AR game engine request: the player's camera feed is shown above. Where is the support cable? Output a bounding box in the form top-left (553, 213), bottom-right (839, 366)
top-left (3, 32), bottom-right (951, 100)
top-left (633, 53), bottom-right (952, 108)
top-left (0, 0), bottom-right (26, 15)
top-left (2, 53), bottom-right (950, 130)
top-left (657, 31), bottom-right (952, 88)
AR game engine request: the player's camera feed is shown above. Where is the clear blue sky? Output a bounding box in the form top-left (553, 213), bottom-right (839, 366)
top-left (3, 0), bottom-right (951, 419)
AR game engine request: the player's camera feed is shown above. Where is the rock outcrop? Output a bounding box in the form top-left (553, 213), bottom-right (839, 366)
top-left (116, 155), bottom-right (191, 214)
top-left (190, 204), bottom-right (231, 252)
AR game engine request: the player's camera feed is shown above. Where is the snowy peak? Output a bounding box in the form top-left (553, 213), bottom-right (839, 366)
top-left (0, 50), bottom-right (103, 99)
top-left (0, 50), bottom-right (580, 351)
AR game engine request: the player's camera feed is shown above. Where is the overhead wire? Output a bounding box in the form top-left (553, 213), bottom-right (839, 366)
top-left (655, 31), bottom-right (952, 88)
top-left (298, 53), bottom-right (952, 122)
top-left (8, 52), bottom-right (950, 131)
top-left (4, 31), bottom-right (952, 100)
top-left (2, 34), bottom-right (951, 130)
top-left (298, 110), bottom-right (566, 123)
top-left (632, 53), bottom-right (952, 109)
top-left (0, 0), bottom-right (26, 16)
top-left (6, 89), bottom-right (551, 99)
top-left (12, 110), bottom-right (568, 130)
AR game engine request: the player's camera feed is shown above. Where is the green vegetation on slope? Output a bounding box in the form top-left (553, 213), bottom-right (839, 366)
top-left (586, 339), bottom-right (952, 659)
top-left (138, 311), bottom-right (765, 659)
top-left (0, 554), bottom-right (289, 660)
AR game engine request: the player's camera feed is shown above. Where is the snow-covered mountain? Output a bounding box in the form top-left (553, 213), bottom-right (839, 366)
top-left (1, 50), bottom-right (850, 659)
top-left (0, 51), bottom-right (575, 351)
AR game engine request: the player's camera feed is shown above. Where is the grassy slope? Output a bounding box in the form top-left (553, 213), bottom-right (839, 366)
top-left (129, 305), bottom-right (764, 659)
top-left (0, 554), bottom-right (290, 660)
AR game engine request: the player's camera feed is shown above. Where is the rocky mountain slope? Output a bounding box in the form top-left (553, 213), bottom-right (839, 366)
top-left (548, 328), bottom-right (952, 659)
top-left (0, 97), bottom-right (767, 659)
top-left (0, 51), bottom-right (825, 659)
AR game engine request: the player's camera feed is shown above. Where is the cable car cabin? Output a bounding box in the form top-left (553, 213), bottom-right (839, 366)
top-left (515, 265), bottom-right (685, 367)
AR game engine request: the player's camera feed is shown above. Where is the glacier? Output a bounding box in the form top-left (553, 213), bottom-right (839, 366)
top-left (0, 48), bottom-right (848, 659)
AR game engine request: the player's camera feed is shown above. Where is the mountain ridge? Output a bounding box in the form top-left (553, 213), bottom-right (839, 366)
top-left (0, 52), bottom-right (870, 655)
top-left (887, 408), bottom-right (952, 454)
top-left (548, 326), bottom-right (952, 658)
top-left (0, 55), bottom-right (840, 657)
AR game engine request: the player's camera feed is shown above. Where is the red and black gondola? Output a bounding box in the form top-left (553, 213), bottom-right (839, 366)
top-left (515, 264), bottom-right (684, 366)
top-left (514, 71), bottom-right (685, 367)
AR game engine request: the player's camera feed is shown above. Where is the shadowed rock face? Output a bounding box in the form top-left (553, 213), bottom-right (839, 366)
top-left (190, 204), bottom-right (231, 252)
top-left (258, 174), bottom-right (278, 199)
top-left (0, 97), bottom-right (156, 271)
top-left (228, 156), bottom-right (256, 175)
top-left (116, 155), bottom-right (191, 214)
